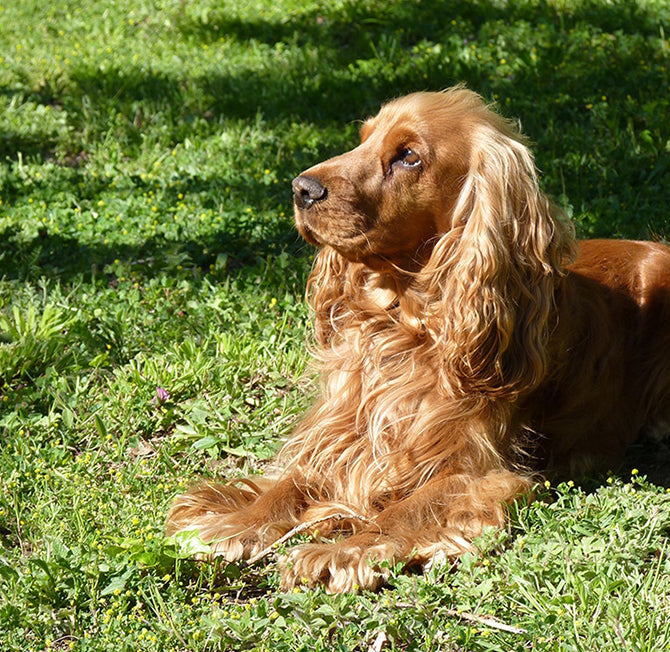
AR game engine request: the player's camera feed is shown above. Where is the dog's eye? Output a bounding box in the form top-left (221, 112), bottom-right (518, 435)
top-left (393, 148), bottom-right (421, 169)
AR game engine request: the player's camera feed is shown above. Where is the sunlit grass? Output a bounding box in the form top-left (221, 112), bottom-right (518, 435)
top-left (1, 0), bottom-right (669, 650)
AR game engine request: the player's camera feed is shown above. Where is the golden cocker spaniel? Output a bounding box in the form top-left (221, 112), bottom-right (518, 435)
top-left (167, 87), bottom-right (670, 592)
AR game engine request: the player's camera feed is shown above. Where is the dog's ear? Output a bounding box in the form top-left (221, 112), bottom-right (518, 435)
top-left (426, 121), bottom-right (576, 398)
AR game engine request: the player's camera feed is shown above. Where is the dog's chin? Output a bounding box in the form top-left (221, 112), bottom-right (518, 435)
top-left (295, 219), bottom-right (322, 247)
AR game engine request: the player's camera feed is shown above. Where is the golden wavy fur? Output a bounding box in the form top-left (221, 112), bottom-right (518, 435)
top-left (166, 87), bottom-right (670, 592)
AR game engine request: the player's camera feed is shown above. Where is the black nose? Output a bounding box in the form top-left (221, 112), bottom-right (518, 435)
top-left (292, 175), bottom-right (327, 209)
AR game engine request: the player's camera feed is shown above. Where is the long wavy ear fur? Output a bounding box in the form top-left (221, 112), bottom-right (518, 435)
top-left (426, 111), bottom-right (576, 398)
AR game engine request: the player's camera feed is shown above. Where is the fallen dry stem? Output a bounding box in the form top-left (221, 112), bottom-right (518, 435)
top-left (247, 512), bottom-right (376, 564)
top-left (396, 601), bottom-right (526, 635)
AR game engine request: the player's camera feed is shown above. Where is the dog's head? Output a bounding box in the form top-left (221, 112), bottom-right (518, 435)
top-left (292, 89), bottom-right (490, 270)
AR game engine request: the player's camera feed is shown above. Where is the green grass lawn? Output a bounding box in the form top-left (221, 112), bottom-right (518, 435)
top-left (1, 0), bottom-right (669, 650)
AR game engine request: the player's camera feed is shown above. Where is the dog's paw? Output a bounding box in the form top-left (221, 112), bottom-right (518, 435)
top-left (279, 536), bottom-right (398, 593)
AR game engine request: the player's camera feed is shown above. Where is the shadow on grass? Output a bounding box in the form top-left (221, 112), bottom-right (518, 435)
top-left (61, 0), bottom-right (668, 129)
top-left (1, 0), bottom-right (668, 281)
top-left (0, 130), bottom-right (56, 161)
top-left (624, 435), bottom-right (670, 488)
top-left (0, 224), bottom-right (310, 286)
top-left (10, 0), bottom-right (667, 138)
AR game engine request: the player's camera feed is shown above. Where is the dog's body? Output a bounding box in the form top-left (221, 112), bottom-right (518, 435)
top-left (528, 238), bottom-right (670, 473)
top-left (167, 88), bottom-right (670, 592)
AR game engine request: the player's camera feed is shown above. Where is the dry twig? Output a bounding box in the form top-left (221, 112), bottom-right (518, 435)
top-left (396, 601), bottom-right (526, 635)
top-left (247, 512), bottom-right (375, 564)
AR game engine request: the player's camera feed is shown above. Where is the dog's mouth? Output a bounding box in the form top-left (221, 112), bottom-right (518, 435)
top-left (294, 204), bottom-right (370, 248)
top-left (295, 210), bottom-right (415, 271)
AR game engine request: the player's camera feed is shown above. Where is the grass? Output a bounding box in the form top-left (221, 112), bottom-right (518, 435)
top-left (1, 0), bottom-right (669, 649)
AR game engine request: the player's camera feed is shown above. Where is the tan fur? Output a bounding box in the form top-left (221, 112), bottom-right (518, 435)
top-left (166, 88), bottom-right (670, 592)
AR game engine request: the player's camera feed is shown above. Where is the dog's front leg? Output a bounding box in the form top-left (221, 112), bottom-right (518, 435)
top-left (279, 469), bottom-right (531, 592)
top-left (166, 475), bottom-right (308, 561)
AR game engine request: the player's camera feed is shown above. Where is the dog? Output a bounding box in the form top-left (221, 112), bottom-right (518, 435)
top-left (167, 87), bottom-right (670, 593)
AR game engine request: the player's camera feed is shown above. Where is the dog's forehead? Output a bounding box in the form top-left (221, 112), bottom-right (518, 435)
top-left (360, 92), bottom-right (466, 144)
top-left (360, 100), bottom-right (423, 143)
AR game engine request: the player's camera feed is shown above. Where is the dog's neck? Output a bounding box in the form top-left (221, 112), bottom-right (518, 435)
top-left (360, 268), bottom-right (428, 332)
